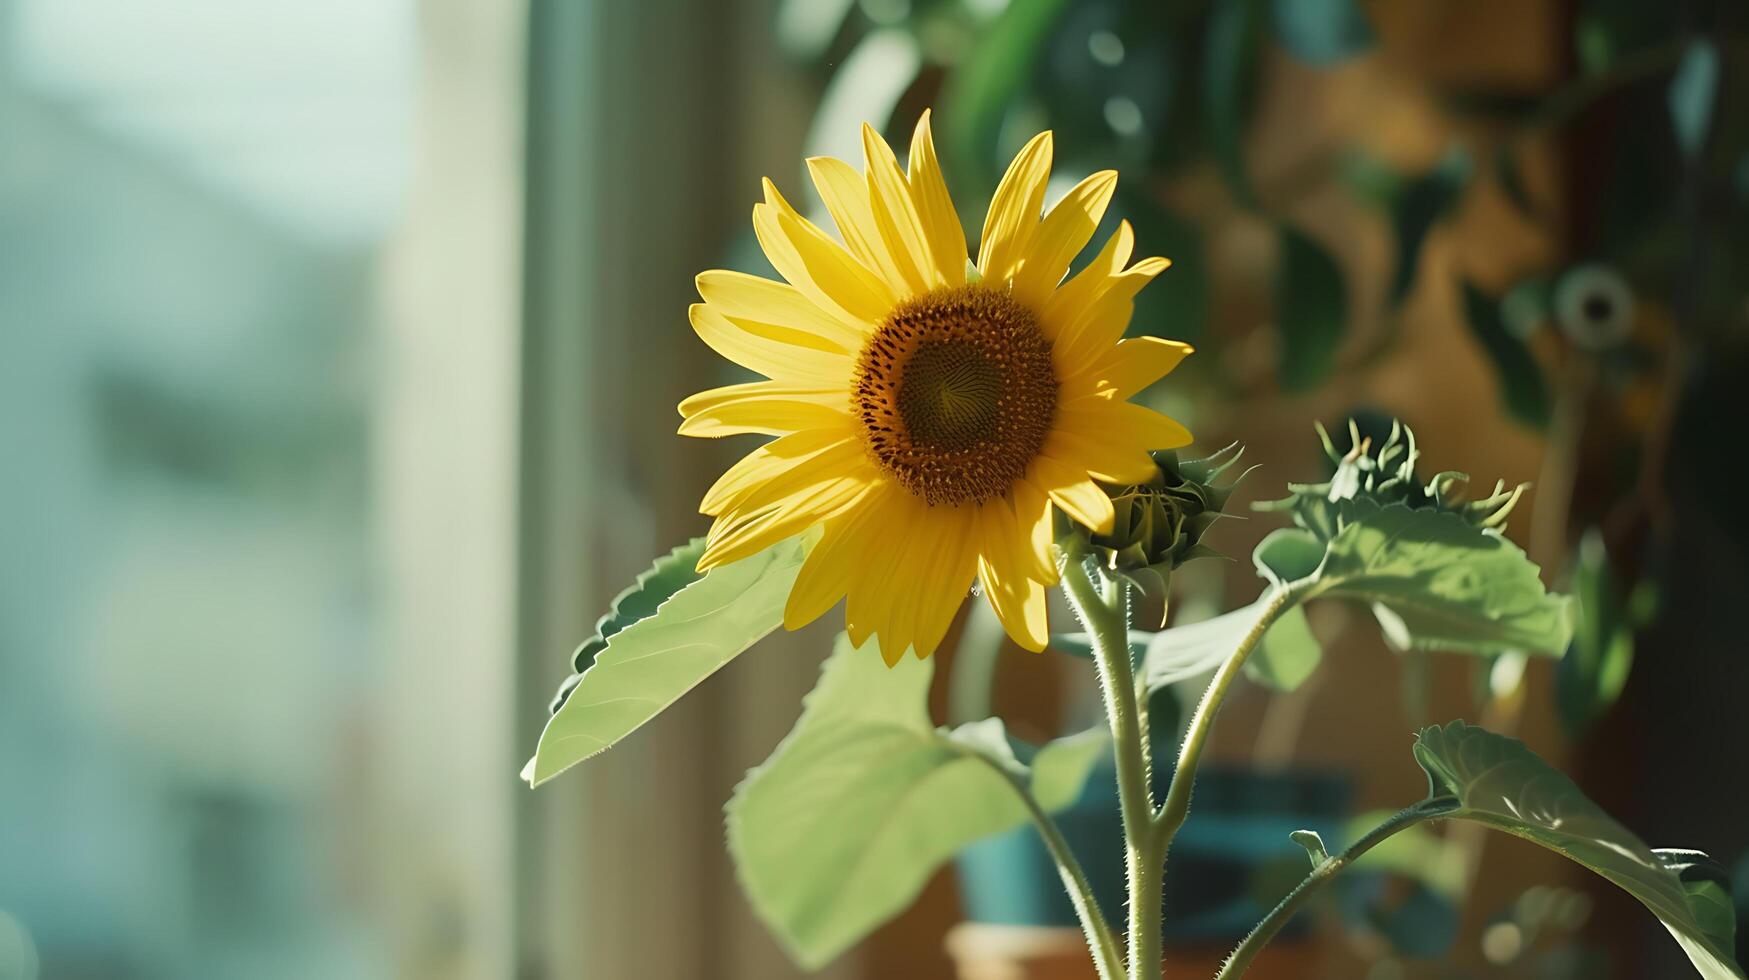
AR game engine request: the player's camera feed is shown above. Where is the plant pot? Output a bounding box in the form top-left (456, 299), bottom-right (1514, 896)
top-left (953, 764), bottom-right (1351, 978)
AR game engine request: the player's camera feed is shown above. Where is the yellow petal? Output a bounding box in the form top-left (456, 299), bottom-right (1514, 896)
top-left (901, 506), bottom-right (976, 658)
top-left (783, 485), bottom-right (894, 630)
top-left (1029, 456), bottom-right (1116, 534)
top-left (689, 304), bottom-right (851, 384)
top-left (905, 111), bottom-right (967, 287)
top-left (699, 428), bottom-right (858, 515)
top-left (976, 504), bottom-right (1049, 651)
top-left (1063, 336), bottom-right (1194, 399)
top-left (1040, 221), bottom-right (1135, 340)
top-left (1011, 170), bottom-right (1118, 309)
top-left (1010, 479), bottom-right (1057, 581)
top-left (862, 123), bottom-right (938, 295)
top-left (699, 475), bottom-right (873, 570)
top-left (806, 156), bottom-right (912, 295)
top-left (696, 269), bottom-right (869, 353)
top-left (753, 181), bottom-right (896, 325)
top-left (677, 381), bottom-right (847, 438)
top-left (1050, 257), bottom-right (1171, 370)
top-left (977, 130), bottom-right (1053, 283)
top-left (1044, 397), bottom-right (1189, 484)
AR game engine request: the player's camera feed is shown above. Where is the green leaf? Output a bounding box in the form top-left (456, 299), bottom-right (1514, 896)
top-left (547, 538), bottom-right (708, 713)
top-left (728, 635), bottom-right (1067, 968)
top-left (1555, 530), bottom-right (1636, 737)
top-left (1137, 594), bottom-right (1314, 694)
top-left (939, 0), bottom-right (1071, 198)
top-left (1254, 527), bottom-right (1326, 586)
top-left (1277, 226), bottom-right (1348, 391)
top-left (1669, 39), bottom-right (1720, 161)
top-left (523, 534), bottom-right (810, 787)
top-left (1270, 0), bottom-right (1374, 65)
top-left (1030, 726), bottom-right (1111, 812)
top-left (1461, 281), bottom-right (1552, 428)
top-left (1413, 722), bottom-right (1745, 979)
top-left (1243, 604), bottom-right (1322, 691)
top-left (1386, 147), bottom-right (1470, 305)
top-left (1310, 500), bottom-right (1573, 656)
top-left (1204, 0), bottom-right (1265, 208)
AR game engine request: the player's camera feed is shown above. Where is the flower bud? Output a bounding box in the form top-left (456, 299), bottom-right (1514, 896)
top-left (1080, 443), bottom-right (1247, 596)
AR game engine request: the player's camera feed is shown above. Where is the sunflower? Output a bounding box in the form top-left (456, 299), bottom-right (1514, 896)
top-left (679, 111), bottom-right (1193, 663)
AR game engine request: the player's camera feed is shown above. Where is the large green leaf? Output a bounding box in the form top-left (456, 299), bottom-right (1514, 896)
top-left (523, 534), bottom-right (809, 787)
top-left (1276, 225), bottom-right (1348, 392)
top-left (1137, 595), bottom-right (1316, 693)
top-left (547, 537), bottom-right (708, 713)
top-left (728, 635), bottom-right (1091, 968)
top-left (1310, 500), bottom-right (1572, 656)
top-left (1413, 723), bottom-right (1745, 979)
top-left (1270, 0), bottom-right (1375, 65)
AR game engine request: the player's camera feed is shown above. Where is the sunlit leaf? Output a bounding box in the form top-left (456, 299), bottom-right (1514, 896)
top-left (1413, 722), bottom-right (1745, 979)
top-left (1277, 225), bottom-right (1348, 391)
top-left (1243, 604), bottom-right (1322, 691)
top-left (1668, 39), bottom-right (1720, 161)
top-left (1460, 281), bottom-right (1552, 429)
top-left (548, 537), bottom-right (707, 713)
top-left (524, 534), bottom-right (810, 787)
top-left (1555, 530), bottom-right (1637, 737)
top-left (1311, 500), bottom-right (1573, 656)
top-left (1270, 0), bottom-right (1374, 65)
top-left (728, 634), bottom-right (1096, 968)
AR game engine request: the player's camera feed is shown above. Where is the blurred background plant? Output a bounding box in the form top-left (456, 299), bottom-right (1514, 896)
top-left (2, 0), bottom-right (1745, 978)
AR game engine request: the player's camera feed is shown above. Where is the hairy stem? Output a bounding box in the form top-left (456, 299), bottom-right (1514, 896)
top-left (1157, 583), bottom-right (1308, 849)
top-left (1060, 555), bottom-right (1160, 979)
top-left (1214, 798), bottom-right (1459, 979)
top-left (1007, 775), bottom-right (1127, 980)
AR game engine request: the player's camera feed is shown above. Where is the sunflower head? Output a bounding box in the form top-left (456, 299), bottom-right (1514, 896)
top-left (1255, 419), bottom-right (1526, 541)
top-left (679, 112), bottom-right (1195, 662)
top-left (1079, 443), bottom-right (1244, 597)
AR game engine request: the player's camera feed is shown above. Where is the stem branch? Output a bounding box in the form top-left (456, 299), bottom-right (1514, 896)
top-left (1214, 798), bottom-right (1458, 979)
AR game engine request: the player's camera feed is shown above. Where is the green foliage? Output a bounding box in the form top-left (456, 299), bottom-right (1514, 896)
top-left (1555, 530), bottom-right (1642, 737)
top-left (1269, 0), bottom-right (1375, 66)
top-left (1242, 604), bottom-right (1322, 691)
top-left (1461, 281), bottom-right (1553, 429)
top-left (1310, 500), bottom-right (1572, 656)
top-left (1256, 419), bottom-right (1528, 542)
top-left (728, 634), bottom-right (1102, 968)
top-left (1413, 722), bottom-right (1745, 979)
top-left (1669, 39), bottom-right (1721, 161)
top-left (1203, 0), bottom-right (1265, 208)
top-left (547, 537), bottom-right (707, 713)
top-left (523, 535), bottom-right (809, 787)
top-left (1384, 147), bottom-right (1471, 305)
top-left (938, 0), bottom-right (1071, 197)
top-left (1276, 226), bottom-right (1349, 392)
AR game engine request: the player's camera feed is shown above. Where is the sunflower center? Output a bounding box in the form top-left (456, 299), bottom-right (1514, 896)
top-left (853, 283), bottom-right (1058, 506)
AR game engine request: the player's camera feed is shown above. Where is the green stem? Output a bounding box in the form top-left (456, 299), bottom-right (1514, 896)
top-left (1214, 797), bottom-right (1458, 979)
top-left (1060, 555), bottom-right (1160, 980)
top-left (1008, 776), bottom-right (1127, 980)
top-left (1157, 583), bottom-right (1308, 848)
